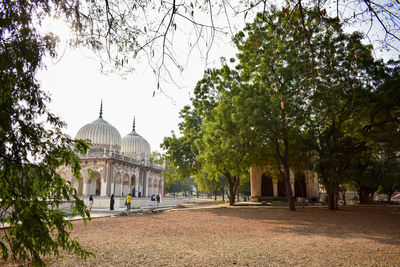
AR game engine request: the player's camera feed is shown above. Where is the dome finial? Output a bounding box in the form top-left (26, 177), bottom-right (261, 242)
top-left (132, 116), bottom-right (136, 132)
top-left (99, 100), bottom-right (103, 118)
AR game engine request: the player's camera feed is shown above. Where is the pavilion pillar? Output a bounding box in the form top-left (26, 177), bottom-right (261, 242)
top-left (82, 181), bottom-right (89, 197)
top-left (250, 166), bottom-right (262, 202)
top-left (101, 164), bottom-right (107, 196)
top-left (272, 179), bottom-right (278, 197)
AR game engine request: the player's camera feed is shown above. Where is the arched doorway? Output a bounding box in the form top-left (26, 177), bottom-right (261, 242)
top-left (152, 178), bottom-right (157, 195)
top-left (278, 180), bottom-right (286, 197)
top-left (261, 175), bottom-right (273, 197)
top-left (93, 171), bottom-right (101, 196)
top-left (122, 174), bottom-right (129, 196)
top-left (78, 179), bottom-right (83, 195)
top-left (131, 175), bottom-right (136, 196)
top-left (295, 173), bottom-right (307, 198)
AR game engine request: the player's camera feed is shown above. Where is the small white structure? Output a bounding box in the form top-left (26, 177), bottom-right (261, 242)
top-left (250, 166), bottom-right (320, 201)
top-left (58, 103), bottom-right (164, 198)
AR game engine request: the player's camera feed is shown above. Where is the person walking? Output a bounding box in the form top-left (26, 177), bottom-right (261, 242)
top-left (156, 194), bottom-right (160, 208)
top-left (138, 186), bottom-right (142, 197)
top-left (89, 195), bottom-right (94, 211)
top-left (110, 194), bottom-right (115, 210)
top-left (126, 194), bottom-right (132, 211)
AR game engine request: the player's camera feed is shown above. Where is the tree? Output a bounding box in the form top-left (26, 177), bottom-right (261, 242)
top-left (298, 12), bottom-right (390, 210)
top-left (380, 157), bottom-right (400, 202)
top-left (165, 178), bottom-right (195, 197)
top-left (346, 152), bottom-right (382, 203)
top-left (64, 1), bottom-right (399, 91)
top-left (237, 177), bottom-right (251, 199)
top-left (150, 151), bottom-right (165, 165)
top-left (0, 1), bottom-right (92, 264)
top-left (193, 65), bottom-right (252, 206)
top-left (162, 105), bottom-right (203, 180)
top-left (231, 6), bottom-right (327, 211)
top-left (193, 173), bottom-right (227, 200)
top-left (365, 64), bottom-right (400, 202)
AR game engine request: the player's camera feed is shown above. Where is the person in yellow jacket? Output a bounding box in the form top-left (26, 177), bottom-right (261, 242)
top-left (126, 194), bottom-right (132, 211)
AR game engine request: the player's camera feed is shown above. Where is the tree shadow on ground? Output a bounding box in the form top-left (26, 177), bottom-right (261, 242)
top-left (200, 206), bottom-right (400, 246)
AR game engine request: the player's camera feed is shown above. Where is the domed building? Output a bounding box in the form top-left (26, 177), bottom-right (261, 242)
top-left (58, 102), bottom-right (164, 201)
top-left (75, 108), bottom-right (122, 152)
top-left (121, 118), bottom-right (151, 161)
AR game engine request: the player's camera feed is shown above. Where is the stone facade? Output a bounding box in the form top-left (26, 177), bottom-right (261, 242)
top-left (58, 149), bottom-right (164, 197)
top-left (58, 104), bottom-right (164, 198)
top-left (250, 166), bottom-right (319, 202)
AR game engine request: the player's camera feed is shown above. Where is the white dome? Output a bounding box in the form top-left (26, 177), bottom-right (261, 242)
top-left (121, 120), bottom-right (151, 160)
top-left (76, 116), bottom-right (121, 152)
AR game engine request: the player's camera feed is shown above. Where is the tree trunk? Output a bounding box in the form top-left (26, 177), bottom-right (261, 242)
top-left (283, 166), bottom-right (296, 211)
top-left (221, 187), bottom-right (225, 202)
top-left (359, 188), bottom-right (372, 204)
top-left (327, 190), bottom-right (338, 210)
top-left (225, 173), bottom-right (239, 206)
top-left (342, 191), bottom-right (346, 205)
top-left (388, 191), bottom-right (393, 202)
top-left (228, 178), bottom-right (235, 206)
top-left (214, 189), bottom-right (217, 201)
top-left (274, 137), bottom-right (296, 211)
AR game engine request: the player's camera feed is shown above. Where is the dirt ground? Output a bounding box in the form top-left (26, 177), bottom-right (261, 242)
top-left (9, 205), bottom-right (400, 266)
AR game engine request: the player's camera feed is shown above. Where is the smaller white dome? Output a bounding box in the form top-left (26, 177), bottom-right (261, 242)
top-left (121, 119), bottom-right (151, 160)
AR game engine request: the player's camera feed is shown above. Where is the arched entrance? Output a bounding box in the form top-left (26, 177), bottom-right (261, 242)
top-left (261, 175), bottom-right (273, 197)
top-left (93, 171), bottom-right (101, 196)
top-left (78, 179), bottom-right (83, 195)
top-left (278, 180), bottom-right (286, 197)
top-left (122, 174), bottom-right (129, 196)
top-left (95, 176), bottom-right (101, 195)
top-left (131, 175), bottom-right (136, 196)
top-left (295, 173), bottom-right (307, 198)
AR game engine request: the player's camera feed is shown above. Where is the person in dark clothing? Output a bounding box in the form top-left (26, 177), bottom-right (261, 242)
top-left (138, 186), bottom-right (142, 197)
top-left (89, 195), bottom-right (94, 211)
top-left (110, 194), bottom-right (115, 210)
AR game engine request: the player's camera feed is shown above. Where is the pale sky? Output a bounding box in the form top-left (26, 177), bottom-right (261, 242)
top-left (37, 28), bottom-right (237, 152)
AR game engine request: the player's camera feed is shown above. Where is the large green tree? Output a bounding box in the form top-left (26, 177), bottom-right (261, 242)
top-left (162, 68), bottom-right (230, 202)
top-left (305, 32), bottom-right (395, 209)
top-left (0, 1), bottom-right (93, 265)
top-left (195, 66), bottom-right (251, 205)
top-left (231, 6), bottom-right (324, 211)
top-left (230, 5), bottom-right (397, 210)
top-left (164, 5), bottom-right (399, 211)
